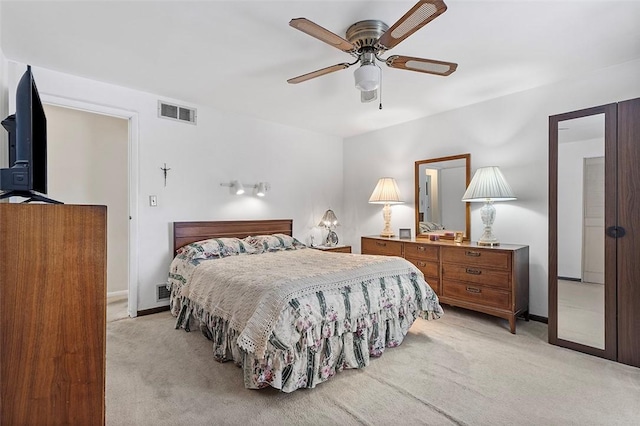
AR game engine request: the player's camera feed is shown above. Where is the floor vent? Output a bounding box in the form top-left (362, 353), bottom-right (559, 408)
top-left (157, 283), bottom-right (171, 302)
top-left (158, 101), bottom-right (197, 124)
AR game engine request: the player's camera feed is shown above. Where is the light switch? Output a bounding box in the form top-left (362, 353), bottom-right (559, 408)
top-left (149, 195), bottom-right (158, 207)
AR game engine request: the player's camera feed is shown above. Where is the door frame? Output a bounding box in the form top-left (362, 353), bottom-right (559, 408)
top-left (41, 94), bottom-right (139, 318)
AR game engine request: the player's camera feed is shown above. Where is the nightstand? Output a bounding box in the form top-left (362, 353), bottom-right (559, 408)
top-left (310, 245), bottom-right (352, 253)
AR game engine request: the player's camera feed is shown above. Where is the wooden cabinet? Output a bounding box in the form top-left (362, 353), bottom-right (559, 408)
top-left (0, 204), bottom-right (106, 425)
top-left (549, 98), bottom-right (640, 367)
top-left (441, 245), bottom-right (529, 333)
top-left (361, 236), bottom-right (529, 333)
top-left (311, 245), bottom-right (352, 253)
top-left (403, 241), bottom-right (440, 295)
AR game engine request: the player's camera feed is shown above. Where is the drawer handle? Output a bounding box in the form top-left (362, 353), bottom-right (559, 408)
top-left (465, 268), bottom-right (482, 275)
top-left (418, 261), bottom-right (426, 267)
top-left (418, 246), bottom-right (426, 251)
top-left (466, 286), bottom-right (482, 294)
top-left (465, 251), bottom-right (481, 257)
top-left (375, 242), bottom-right (387, 247)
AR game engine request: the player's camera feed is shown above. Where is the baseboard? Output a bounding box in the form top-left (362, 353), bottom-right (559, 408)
top-left (107, 289), bottom-right (128, 298)
top-left (137, 305), bottom-right (170, 316)
top-left (529, 314), bottom-right (548, 324)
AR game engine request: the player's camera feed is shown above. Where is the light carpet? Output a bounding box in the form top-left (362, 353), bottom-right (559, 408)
top-left (106, 303), bottom-right (640, 425)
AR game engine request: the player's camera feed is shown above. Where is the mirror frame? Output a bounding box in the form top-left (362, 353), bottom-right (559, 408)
top-left (414, 153), bottom-right (471, 239)
top-left (548, 104), bottom-right (617, 361)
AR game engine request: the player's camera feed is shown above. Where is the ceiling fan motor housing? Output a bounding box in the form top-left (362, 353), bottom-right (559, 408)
top-left (346, 20), bottom-right (389, 53)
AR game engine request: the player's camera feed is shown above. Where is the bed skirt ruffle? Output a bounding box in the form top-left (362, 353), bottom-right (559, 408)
top-left (169, 276), bottom-right (442, 393)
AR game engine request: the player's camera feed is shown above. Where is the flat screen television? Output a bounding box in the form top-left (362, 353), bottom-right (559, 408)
top-left (0, 65), bottom-right (60, 203)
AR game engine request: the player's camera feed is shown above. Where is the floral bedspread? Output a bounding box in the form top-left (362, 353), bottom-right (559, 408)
top-left (168, 249), bottom-right (443, 392)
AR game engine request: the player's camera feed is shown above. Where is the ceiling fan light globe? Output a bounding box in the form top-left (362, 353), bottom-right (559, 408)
top-left (361, 89), bottom-right (377, 103)
top-left (354, 64), bottom-right (380, 92)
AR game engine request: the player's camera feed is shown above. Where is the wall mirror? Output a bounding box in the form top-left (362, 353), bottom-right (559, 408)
top-left (414, 154), bottom-right (470, 239)
top-left (549, 104), bottom-right (616, 360)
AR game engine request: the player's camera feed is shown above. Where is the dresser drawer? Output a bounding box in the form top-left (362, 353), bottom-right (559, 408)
top-left (442, 246), bottom-right (511, 271)
top-left (361, 238), bottom-right (403, 256)
top-left (442, 280), bottom-right (510, 310)
top-left (406, 257), bottom-right (439, 278)
top-left (441, 264), bottom-right (511, 290)
top-left (404, 242), bottom-right (439, 261)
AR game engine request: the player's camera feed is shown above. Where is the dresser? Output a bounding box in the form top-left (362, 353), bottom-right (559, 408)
top-left (0, 204), bottom-right (106, 424)
top-left (362, 236), bottom-right (529, 333)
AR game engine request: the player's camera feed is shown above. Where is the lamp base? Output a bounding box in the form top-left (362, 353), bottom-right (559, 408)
top-left (477, 201), bottom-right (499, 246)
top-left (379, 203), bottom-right (395, 238)
top-left (325, 230), bottom-right (339, 247)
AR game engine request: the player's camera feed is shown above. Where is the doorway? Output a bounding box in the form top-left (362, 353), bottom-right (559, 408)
top-left (44, 105), bottom-right (128, 306)
top-left (41, 96), bottom-right (139, 318)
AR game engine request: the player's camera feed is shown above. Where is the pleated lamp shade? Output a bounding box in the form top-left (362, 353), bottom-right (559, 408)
top-left (318, 209), bottom-right (339, 228)
top-left (368, 178), bottom-right (403, 204)
top-left (462, 167), bottom-right (516, 202)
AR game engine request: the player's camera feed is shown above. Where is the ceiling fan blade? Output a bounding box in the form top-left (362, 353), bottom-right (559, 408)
top-left (287, 63), bottom-right (351, 84)
top-left (376, 0), bottom-right (448, 50)
top-left (290, 18), bottom-right (357, 54)
top-left (386, 55), bottom-right (457, 76)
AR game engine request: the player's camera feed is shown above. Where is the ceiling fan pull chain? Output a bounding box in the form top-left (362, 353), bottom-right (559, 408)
top-left (379, 64), bottom-right (383, 110)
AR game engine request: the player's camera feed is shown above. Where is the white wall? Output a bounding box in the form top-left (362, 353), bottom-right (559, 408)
top-left (6, 55), bottom-right (639, 317)
top-left (343, 59), bottom-right (640, 317)
top-left (7, 62), bottom-right (343, 312)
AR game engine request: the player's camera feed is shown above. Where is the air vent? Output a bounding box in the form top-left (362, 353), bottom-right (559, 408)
top-left (157, 283), bottom-right (171, 302)
top-left (158, 101), bottom-right (197, 125)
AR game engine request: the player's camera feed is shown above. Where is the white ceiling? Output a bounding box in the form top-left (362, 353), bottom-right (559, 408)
top-left (2, 1), bottom-right (640, 138)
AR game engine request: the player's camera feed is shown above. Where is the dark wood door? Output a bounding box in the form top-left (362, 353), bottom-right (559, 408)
top-left (616, 98), bottom-right (640, 368)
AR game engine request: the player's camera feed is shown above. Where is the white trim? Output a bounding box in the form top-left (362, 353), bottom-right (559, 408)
top-left (40, 93), bottom-right (140, 318)
top-left (107, 290), bottom-right (128, 299)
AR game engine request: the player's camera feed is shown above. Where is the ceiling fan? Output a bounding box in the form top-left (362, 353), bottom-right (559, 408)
top-left (287, 0), bottom-right (458, 104)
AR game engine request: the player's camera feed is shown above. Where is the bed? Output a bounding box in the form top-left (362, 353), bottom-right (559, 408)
top-left (168, 219), bottom-right (443, 392)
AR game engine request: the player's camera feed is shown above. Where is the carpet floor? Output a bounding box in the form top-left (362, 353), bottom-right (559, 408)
top-left (106, 304), bottom-right (640, 425)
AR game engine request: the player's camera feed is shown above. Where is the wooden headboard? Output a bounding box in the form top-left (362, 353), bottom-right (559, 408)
top-left (172, 219), bottom-right (293, 254)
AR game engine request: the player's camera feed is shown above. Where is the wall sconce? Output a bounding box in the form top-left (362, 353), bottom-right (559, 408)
top-left (255, 182), bottom-right (270, 197)
top-left (233, 180), bottom-right (245, 195)
top-left (220, 181), bottom-right (270, 197)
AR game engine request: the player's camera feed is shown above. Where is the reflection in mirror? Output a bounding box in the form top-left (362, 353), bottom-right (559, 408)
top-left (557, 113), bottom-right (605, 349)
top-left (415, 154), bottom-right (470, 238)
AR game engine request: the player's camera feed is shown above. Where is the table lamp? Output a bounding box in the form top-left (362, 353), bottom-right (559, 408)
top-left (461, 166), bottom-right (516, 246)
top-left (368, 177), bottom-right (403, 237)
top-left (318, 209), bottom-right (339, 246)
